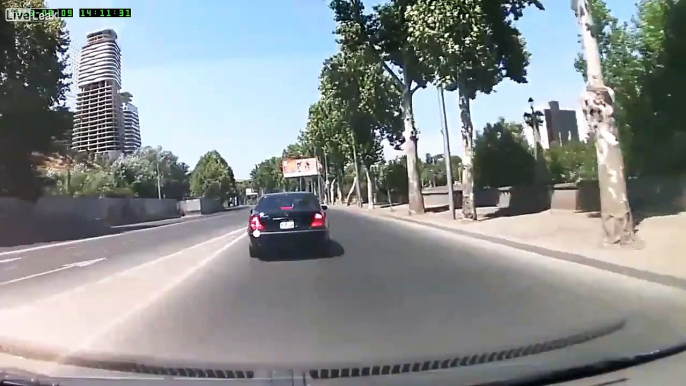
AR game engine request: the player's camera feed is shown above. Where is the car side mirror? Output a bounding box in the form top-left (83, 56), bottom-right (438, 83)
top-left (321, 204), bottom-right (328, 211)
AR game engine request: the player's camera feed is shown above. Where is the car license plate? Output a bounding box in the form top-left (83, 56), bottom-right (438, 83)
top-left (280, 220), bottom-right (295, 230)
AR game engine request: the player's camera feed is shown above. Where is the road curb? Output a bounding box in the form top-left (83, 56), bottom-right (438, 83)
top-left (342, 207), bottom-right (686, 292)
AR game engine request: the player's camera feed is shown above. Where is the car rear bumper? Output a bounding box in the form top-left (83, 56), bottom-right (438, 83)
top-left (249, 228), bottom-right (329, 250)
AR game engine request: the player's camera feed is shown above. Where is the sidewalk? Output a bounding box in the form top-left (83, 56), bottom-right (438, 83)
top-left (337, 203), bottom-right (686, 289)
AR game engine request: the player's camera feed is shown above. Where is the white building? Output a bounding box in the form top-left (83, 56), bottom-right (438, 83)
top-left (120, 91), bottom-right (141, 154)
top-left (524, 100), bottom-right (589, 149)
top-left (71, 29), bottom-right (125, 159)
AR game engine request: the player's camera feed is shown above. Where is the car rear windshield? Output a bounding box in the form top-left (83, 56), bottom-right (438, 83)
top-left (256, 193), bottom-right (321, 212)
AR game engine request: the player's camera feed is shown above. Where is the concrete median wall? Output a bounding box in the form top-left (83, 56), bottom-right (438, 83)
top-left (178, 198), bottom-right (223, 215)
top-left (0, 196), bottom-right (183, 248)
top-left (0, 196), bottom-right (181, 227)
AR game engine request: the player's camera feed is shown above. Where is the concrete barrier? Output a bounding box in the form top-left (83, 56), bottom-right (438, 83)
top-left (178, 198), bottom-right (223, 215)
top-left (0, 197), bottom-right (182, 249)
top-left (0, 197), bottom-right (181, 227)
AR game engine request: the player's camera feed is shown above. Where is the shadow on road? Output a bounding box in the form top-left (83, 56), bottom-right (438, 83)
top-left (257, 240), bottom-right (345, 262)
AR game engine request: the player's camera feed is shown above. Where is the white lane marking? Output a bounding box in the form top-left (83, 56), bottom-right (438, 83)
top-left (0, 210), bottom-right (248, 257)
top-left (0, 258), bottom-right (107, 286)
top-left (7, 228), bottom-right (246, 312)
top-left (59, 233), bottom-right (248, 361)
top-left (0, 257), bottom-right (22, 264)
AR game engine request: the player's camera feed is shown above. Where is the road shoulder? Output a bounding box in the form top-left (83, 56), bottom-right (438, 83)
top-left (335, 205), bottom-right (686, 292)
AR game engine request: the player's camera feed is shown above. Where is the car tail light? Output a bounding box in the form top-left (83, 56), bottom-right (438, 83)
top-left (280, 206), bottom-right (293, 210)
top-left (249, 215), bottom-right (264, 231)
top-left (310, 212), bottom-right (325, 227)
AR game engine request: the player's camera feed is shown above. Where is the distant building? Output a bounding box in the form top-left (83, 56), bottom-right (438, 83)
top-left (524, 100), bottom-right (589, 149)
top-left (120, 91), bottom-right (141, 154)
top-left (71, 29), bottom-right (125, 160)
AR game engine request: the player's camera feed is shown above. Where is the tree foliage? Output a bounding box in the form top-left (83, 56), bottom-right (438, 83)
top-left (318, 49), bottom-right (403, 168)
top-left (406, 0), bottom-right (541, 95)
top-left (302, 99), bottom-right (350, 187)
top-left (377, 156), bottom-right (409, 201)
top-left (44, 146), bottom-right (190, 199)
top-left (190, 151), bottom-right (236, 201)
top-left (420, 153), bottom-right (461, 187)
top-left (0, 0), bottom-right (72, 200)
top-left (545, 141), bottom-right (598, 184)
top-left (473, 119), bottom-right (536, 188)
top-left (574, 0), bottom-right (686, 176)
top-left (249, 156), bottom-right (285, 194)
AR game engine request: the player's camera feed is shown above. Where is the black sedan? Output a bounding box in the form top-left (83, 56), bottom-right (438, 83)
top-left (247, 192), bottom-right (330, 258)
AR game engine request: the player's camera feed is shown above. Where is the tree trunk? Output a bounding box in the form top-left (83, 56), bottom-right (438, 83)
top-left (337, 171), bottom-right (344, 205)
top-left (457, 87), bottom-right (477, 220)
top-left (577, 0), bottom-right (636, 246)
top-left (365, 167), bottom-right (374, 210)
top-left (330, 178), bottom-right (337, 204)
top-left (345, 176), bottom-right (358, 206)
top-left (351, 144), bottom-right (363, 208)
top-left (402, 72), bottom-right (425, 215)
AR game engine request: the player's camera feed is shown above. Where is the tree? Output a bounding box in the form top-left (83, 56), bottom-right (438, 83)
top-left (110, 146), bottom-right (190, 199)
top-left (378, 156), bottom-right (409, 203)
top-left (302, 99), bottom-right (351, 203)
top-left (628, 0), bottom-right (686, 176)
top-left (317, 49), bottom-right (403, 208)
top-left (330, 0), bottom-right (433, 214)
top-left (250, 157), bottom-right (285, 194)
top-left (473, 119), bottom-right (536, 188)
top-left (574, 0), bottom-right (635, 246)
top-left (573, 0), bottom-right (638, 173)
top-left (422, 154), bottom-right (461, 187)
top-left (406, 0), bottom-right (543, 219)
top-left (190, 151), bottom-right (236, 202)
top-left (0, 0), bottom-right (72, 200)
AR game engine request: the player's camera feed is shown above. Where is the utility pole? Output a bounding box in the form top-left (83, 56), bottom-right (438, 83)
top-left (437, 86), bottom-right (455, 220)
top-left (572, 0), bottom-right (636, 246)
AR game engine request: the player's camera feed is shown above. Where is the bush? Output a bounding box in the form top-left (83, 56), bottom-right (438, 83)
top-left (473, 119), bottom-right (536, 188)
top-left (545, 141), bottom-right (597, 184)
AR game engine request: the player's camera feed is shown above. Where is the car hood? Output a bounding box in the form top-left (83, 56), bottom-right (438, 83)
top-left (1, 313), bottom-right (685, 385)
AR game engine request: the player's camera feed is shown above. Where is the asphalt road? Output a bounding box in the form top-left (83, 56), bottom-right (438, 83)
top-left (0, 209), bottom-right (251, 308)
top-left (1, 207), bottom-right (685, 372)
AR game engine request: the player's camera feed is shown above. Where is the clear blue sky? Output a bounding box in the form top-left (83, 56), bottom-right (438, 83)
top-left (48, 0), bottom-right (635, 179)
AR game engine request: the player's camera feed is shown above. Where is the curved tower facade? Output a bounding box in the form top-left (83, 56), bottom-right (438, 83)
top-left (72, 29), bottom-right (126, 158)
top-left (120, 91), bottom-right (142, 154)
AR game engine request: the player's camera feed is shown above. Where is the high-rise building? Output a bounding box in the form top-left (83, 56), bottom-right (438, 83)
top-left (524, 100), bottom-right (590, 149)
top-left (120, 91), bottom-right (141, 153)
top-left (71, 29), bottom-right (125, 159)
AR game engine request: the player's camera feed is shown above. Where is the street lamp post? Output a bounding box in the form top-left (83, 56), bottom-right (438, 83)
top-left (525, 97), bottom-right (543, 162)
top-left (437, 86), bottom-right (456, 220)
top-left (524, 97), bottom-right (547, 184)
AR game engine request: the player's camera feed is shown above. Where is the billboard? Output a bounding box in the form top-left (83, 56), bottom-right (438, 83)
top-left (245, 188), bottom-right (257, 196)
top-left (282, 157), bottom-right (321, 178)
